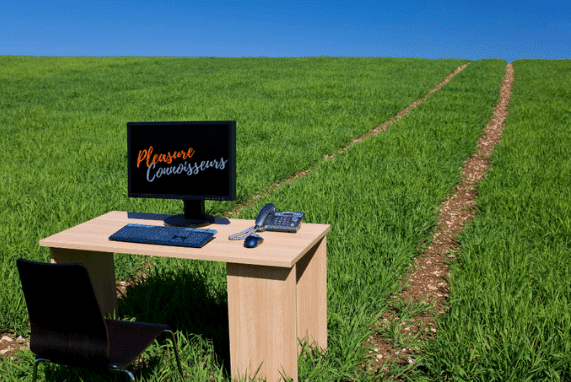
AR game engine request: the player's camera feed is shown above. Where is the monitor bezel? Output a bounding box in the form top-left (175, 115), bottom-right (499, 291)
top-left (127, 121), bottom-right (236, 201)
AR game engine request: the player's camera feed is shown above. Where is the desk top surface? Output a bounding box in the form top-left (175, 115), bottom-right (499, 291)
top-left (39, 211), bottom-right (330, 268)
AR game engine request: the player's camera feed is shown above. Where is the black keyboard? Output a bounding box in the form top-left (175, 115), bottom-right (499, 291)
top-left (109, 224), bottom-right (217, 248)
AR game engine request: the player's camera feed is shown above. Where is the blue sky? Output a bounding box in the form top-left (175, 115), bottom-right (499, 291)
top-left (1, 0), bottom-right (569, 62)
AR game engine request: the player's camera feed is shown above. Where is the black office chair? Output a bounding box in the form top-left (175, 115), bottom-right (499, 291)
top-left (16, 258), bottom-right (185, 381)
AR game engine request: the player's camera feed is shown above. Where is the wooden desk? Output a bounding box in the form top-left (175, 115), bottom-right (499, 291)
top-left (39, 211), bottom-right (330, 382)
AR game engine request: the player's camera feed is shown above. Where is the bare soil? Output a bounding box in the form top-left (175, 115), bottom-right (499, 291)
top-left (1, 63), bottom-right (513, 379)
top-left (355, 63), bottom-right (514, 379)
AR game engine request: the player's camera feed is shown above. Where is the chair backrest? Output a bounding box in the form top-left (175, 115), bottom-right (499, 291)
top-left (16, 258), bottom-right (110, 368)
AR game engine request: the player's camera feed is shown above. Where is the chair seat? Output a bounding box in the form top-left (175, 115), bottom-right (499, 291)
top-left (105, 319), bottom-right (170, 370)
top-left (17, 258), bottom-right (185, 382)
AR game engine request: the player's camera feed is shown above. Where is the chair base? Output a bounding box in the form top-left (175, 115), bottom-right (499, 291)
top-left (32, 330), bottom-right (184, 382)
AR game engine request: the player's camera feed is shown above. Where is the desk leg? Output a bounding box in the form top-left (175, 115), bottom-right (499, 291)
top-left (49, 248), bottom-right (118, 318)
top-left (226, 236), bottom-right (328, 382)
top-left (227, 263), bottom-right (298, 382)
top-left (296, 236), bottom-right (328, 356)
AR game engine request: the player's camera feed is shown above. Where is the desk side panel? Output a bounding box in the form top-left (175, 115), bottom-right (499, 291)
top-left (296, 236), bottom-right (328, 354)
top-left (227, 263), bottom-right (298, 382)
top-left (39, 212), bottom-right (330, 268)
top-left (49, 248), bottom-right (118, 318)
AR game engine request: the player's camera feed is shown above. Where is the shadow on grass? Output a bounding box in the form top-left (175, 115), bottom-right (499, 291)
top-left (32, 264), bottom-right (231, 381)
top-left (118, 262), bottom-right (232, 374)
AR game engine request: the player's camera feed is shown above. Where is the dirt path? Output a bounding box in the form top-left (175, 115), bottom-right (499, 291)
top-left (357, 63), bottom-right (514, 379)
top-left (0, 63), bottom-right (471, 365)
top-left (223, 63), bottom-right (470, 218)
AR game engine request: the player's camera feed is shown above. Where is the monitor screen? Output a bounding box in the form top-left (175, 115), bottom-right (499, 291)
top-left (127, 121), bottom-right (236, 201)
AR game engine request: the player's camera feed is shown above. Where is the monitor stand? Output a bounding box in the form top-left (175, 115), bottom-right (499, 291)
top-left (164, 200), bottom-right (217, 228)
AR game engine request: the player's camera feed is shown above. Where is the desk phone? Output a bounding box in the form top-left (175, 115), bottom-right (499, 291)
top-left (228, 203), bottom-right (305, 240)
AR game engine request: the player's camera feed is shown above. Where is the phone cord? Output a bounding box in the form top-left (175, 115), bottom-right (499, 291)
top-left (228, 226), bottom-right (258, 240)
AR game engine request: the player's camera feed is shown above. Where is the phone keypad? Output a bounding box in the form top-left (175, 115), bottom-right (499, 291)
top-left (273, 216), bottom-right (290, 225)
top-left (265, 211), bottom-right (304, 232)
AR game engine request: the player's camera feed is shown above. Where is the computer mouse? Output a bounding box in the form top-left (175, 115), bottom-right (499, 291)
top-left (244, 234), bottom-right (264, 248)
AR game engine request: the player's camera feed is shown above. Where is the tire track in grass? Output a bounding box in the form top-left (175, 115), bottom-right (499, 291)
top-left (0, 61), bottom-right (469, 366)
top-left (358, 63), bottom-right (514, 379)
top-left (108, 63), bottom-right (470, 358)
top-left (0, 62), bottom-right (471, 370)
top-left (223, 63), bottom-right (469, 218)
top-left (111, 63), bottom-right (470, 306)
top-left (21, 62), bottom-right (461, 374)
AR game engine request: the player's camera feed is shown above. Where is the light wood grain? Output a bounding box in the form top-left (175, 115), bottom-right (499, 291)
top-left (226, 236), bottom-right (328, 382)
top-left (296, 236), bottom-right (328, 354)
top-left (40, 211), bottom-right (330, 382)
top-left (227, 263), bottom-right (298, 382)
top-left (49, 247), bottom-right (118, 318)
top-left (39, 211), bottom-right (330, 268)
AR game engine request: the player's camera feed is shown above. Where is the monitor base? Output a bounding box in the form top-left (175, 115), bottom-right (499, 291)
top-left (164, 214), bottom-right (216, 228)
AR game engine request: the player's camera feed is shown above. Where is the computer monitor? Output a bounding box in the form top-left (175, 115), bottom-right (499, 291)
top-left (127, 121), bottom-right (236, 227)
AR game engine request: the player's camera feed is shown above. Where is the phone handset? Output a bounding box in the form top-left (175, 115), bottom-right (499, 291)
top-left (254, 203), bottom-right (276, 230)
top-left (228, 203), bottom-right (276, 240)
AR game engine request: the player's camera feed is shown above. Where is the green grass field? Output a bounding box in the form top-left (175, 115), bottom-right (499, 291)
top-left (419, 59), bottom-right (571, 381)
top-left (0, 56), bottom-right (569, 381)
